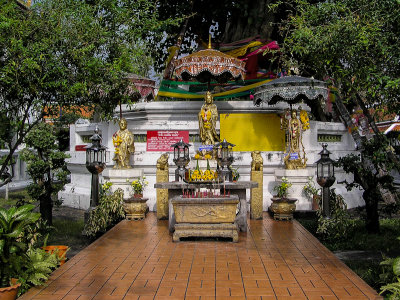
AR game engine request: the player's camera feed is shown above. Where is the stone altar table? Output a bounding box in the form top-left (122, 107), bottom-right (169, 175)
top-left (171, 195), bottom-right (240, 242)
top-left (153, 181), bottom-right (258, 232)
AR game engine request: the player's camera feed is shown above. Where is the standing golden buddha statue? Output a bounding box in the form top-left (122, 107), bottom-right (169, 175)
top-left (198, 91), bottom-right (219, 145)
top-left (280, 108), bottom-right (309, 169)
top-left (113, 118), bottom-right (135, 169)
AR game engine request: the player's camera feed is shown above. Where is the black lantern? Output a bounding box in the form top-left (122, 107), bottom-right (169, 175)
top-left (214, 139), bottom-right (235, 181)
top-left (171, 139), bottom-right (191, 181)
top-left (85, 126), bottom-right (107, 208)
top-left (315, 143), bottom-right (335, 218)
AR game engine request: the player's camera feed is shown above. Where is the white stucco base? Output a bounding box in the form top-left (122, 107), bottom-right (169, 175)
top-left (59, 101), bottom-right (365, 211)
top-left (102, 168), bottom-right (144, 199)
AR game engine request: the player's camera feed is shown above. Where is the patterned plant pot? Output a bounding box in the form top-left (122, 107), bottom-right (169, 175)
top-left (124, 197), bottom-right (148, 220)
top-left (270, 197), bottom-right (297, 221)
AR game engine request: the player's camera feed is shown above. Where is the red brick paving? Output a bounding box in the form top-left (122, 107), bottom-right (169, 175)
top-left (19, 213), bottom-right (381, 299)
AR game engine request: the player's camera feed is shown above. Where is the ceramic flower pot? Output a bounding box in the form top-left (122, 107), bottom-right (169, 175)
top-left (42, 245), bottom-right (69, 265)
top-left (312, 195), bottom-right (321, 211)
top-left (0, 278), bottom-right (20, 300)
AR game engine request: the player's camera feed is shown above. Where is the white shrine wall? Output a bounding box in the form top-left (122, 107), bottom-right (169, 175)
top-left (59, 101), bottom-right (365, 211)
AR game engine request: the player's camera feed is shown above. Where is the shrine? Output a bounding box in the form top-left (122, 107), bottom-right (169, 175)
top-left (59, 36), bottom-right (364, 237)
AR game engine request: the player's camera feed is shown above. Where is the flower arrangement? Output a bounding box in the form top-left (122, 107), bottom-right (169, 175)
top-left (303, 176), bottom-right (320, 198)
top-left (112, 135), bottom-right (122, 154)
top-left (100, 181), bottom-right (113, 197)
top-left (201, 110), bottom-right (212, 129)
top-left (189, 153), bottom-right (217, 181)
top-left (131, 176), bottom-right (148, 195)
top-left (300, 109), bottom-right (310, 130)
top-left (273, 177), bottom-right (292, 198)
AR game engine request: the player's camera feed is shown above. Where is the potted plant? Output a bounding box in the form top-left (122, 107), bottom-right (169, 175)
top-left (131, 176), bottom-right (148, 198)
top-left (231, 167), bottom-right (240, 182)
top-left (303, 176), bottom-right (321, 211)
top-left (0, 205), bottom-right (58, 299)
top-left (41, 234), bottom-right (69, 266)
top-left (124, 177), bottom-right (149, 220)
top-left (270, 177), bottom-right (297, 220)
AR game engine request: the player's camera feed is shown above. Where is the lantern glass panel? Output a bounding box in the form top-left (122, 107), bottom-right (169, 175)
top-left (222, 148), bottom-right (227, 159)
top-left (323, 163), bottom-right (330, 178)
top-left (317, 163), bottom-right (323, 178)
top-left (184, 146), bottom-right (188, 158)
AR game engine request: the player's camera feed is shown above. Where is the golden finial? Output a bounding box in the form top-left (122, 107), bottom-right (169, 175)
top-left (27, 0), bottom-right (31, 7)
top-left (208, 34), bottom-right (212, 49)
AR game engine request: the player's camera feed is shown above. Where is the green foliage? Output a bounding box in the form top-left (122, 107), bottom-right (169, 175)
top-left (83, 188), bottom-right (125, 238)
top-left (0, 204), bottom-right (40, 288)
top-left (336, 135), bottom-right (398, 233)
top-left (47, 219), bottom-right (88, 250)
top-left (344, 259), bottom-right (384, 292)
top-left (303, 176), bottom-right (320, 198)
top-left (16, 247), bottom-right (58, 296)
top-left (0, 0), bottom-right (179, 185)
top-left (273, 177), bottom-right (292, 198)
top-left (380, 237), bottom-right (400, 299)
top-left (279, 0), bottom-right (400, 114)
top-left (20, 123), bottom-right (70, 223)
top-left (316, 189), bottom-right (352, 241)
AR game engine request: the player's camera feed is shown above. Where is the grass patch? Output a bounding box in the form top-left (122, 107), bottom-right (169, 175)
top-left (298, 216), bottom-right (400, 294)
top-left (343, 260), bottom-right (385, 292)
top-left (47, 219), bottom-right (88, 247)
top-left (297, 217), bottom-right (400, 255)
top-left (0, 190), bottom-right (32, 208)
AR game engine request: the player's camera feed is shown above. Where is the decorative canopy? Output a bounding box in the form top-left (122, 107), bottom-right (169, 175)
top-left (253, 76), bottom-right (328, 106)
top-left (173, 44), bottom-right (246, 84)
top-left (126, 74), bottom-right (156, 100)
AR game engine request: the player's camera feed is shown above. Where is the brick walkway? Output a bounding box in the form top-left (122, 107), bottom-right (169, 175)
top-left (20, 213), bottom-right (381, 300)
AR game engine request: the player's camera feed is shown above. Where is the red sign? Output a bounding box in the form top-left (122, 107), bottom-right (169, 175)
top-left (75, 145), bottom-right (87, 151)
top-left (146, 131), bottom-right (189, 152)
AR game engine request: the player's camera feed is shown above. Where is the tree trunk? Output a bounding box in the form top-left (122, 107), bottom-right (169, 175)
top-left (364, 190), bottom-right (380, 233)
top-left (40, 170), bottom-right (53, 225)
top-left (40, 194), bottom-right (53, 226)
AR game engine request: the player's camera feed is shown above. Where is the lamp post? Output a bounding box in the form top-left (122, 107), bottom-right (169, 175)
top-left (214, 139), bottom-right (235, 181)
top-left (315, 143), bottom-right (335, 218)
top-left (85, 126), bottom-right (107, 209)
top-left (171, 139), bottom-right (191, 181)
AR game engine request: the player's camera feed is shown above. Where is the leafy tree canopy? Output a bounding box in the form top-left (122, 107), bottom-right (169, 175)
top-left (278, 0), bottom-right (400, 115)
top-left (0, 0), bottom-right (179, 185)
top-left (155, 0), bottom-right (289, 72)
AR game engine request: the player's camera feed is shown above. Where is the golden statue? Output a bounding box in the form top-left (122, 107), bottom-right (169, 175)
top-left (280, 108), bottom-right (309, 169)
top-left (251, 151), bottom-right (263, 171)
top-left (113, 118), bottom-right (135, 169)
top-left (156, 153), bottom-right (169, 171)
top-left (198, 91), bottom-right (219, 145)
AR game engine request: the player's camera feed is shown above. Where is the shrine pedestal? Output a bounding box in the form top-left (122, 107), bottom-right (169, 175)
top-left (171, 195), bottom-right (239, 242)
top-left (250, 170), bottom-right (263, 219)
top-left (102, 169), bottom-right (143, 199)
top-left (156, 169), bottom-right (169, 220)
